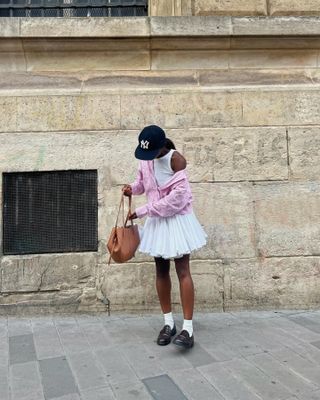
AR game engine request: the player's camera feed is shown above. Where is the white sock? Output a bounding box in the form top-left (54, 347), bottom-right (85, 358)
top-left (164, 312), bottom-right (175, 329)
top-left (182, 319), bottom-right (193, 337)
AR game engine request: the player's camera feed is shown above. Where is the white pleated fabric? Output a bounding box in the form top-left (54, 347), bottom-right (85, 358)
top-left (138, 211), bottom-right (207, 259)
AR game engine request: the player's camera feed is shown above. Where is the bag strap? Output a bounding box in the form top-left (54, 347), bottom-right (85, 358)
top-left (114, 194), bottom-right (125, 228)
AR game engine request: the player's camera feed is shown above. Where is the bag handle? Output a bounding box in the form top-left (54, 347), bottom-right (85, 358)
top-left (108, 194), bottom-right (133, 265)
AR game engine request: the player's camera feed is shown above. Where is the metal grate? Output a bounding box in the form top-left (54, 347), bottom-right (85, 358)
top-left (2, 170), bottom-right (98, 255)
top-left (0, 0), bottom-right (148, 17)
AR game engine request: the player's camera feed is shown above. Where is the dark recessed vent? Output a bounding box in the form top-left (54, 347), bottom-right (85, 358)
top-left (0, 0), bottom-right (148, 18)
top-left (2, 170), bottom-right (98, 255)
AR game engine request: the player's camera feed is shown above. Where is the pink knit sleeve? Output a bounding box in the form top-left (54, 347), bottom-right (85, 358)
top-left (130, 162), bottom-right (145, 196)
top-left (135, 179), bottom-right (192, 218)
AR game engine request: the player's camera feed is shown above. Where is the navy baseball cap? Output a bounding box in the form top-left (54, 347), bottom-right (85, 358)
top-left (135, 125), bottom-right (166, 160)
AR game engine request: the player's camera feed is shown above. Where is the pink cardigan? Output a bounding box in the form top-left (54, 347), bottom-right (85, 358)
top-left (130, 160), bottom-right (193, 219)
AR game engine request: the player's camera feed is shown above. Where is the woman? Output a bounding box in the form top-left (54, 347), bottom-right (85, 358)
top-left (123, 125), bottom-right (207, 349)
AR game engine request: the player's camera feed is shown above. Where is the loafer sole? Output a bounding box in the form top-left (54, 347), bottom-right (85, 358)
top-left (173, 340), bottom-right (194, 349)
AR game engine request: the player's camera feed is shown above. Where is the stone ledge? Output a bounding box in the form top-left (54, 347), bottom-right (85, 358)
top-left (1, 16), bottom-right (320, 38)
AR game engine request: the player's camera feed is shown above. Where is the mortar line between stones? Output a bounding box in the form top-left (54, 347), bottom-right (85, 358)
top-left (266, 0), bottom-right (271, 16)
top-left (286, 127), bottom-right (291, 182)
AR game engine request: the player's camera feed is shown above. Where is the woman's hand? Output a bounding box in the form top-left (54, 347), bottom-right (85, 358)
top-left (128, 211), bottom-right (137, 220)
top-left (122, 184), bottom-right (132, 197)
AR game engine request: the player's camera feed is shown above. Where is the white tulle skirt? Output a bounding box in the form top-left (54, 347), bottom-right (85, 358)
top-left (138, 211), bottom-right (207, 259)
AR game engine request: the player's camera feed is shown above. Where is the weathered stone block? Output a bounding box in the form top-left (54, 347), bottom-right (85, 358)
top-left (82, 71), bottom-right (199, 90)
top-left (0, 289), bottom-right (106, 315)
top-left (229, 50), bottom-right (318, 69)
top-left (149, 0), bottom-right (176, 16)
top-left (25, 50), bottom-right (150, 72)
top-left (0, 97), bottom-right (17, 132)
top-left (151, 37), bottom-right (230, 50)
top-left (100, 262), bottom-right (157, 311)
top-left (254, 182), bottom-right (320, 256)
top-left (198, 69), bottom-right (315, 87)
top-left (121, 91), bottom-right (243, 129)
top-left (232, 16), bottom-right (320, 36)
top-left (194, 0), bottom-right (267, 16)
top-left (242, 90), bottom-right (320, 126)
top-left (20, 17), bottom-right (150, 38)
top-left (0, 95), bottom-right (120, 132)
top-left (288, 127), bottom-right (320, 180)
top-left (171, 260), bottom-right (224, 309)
top-left (172, 127), bottom-right (288, 182)
top-left (0, 18), bottom-right (20, 37)
top-left (0, 253), bottom-right (97, 293)
top-left (223, 257), bottom-right (320, 309)
top-left (0, 53), bottom-right (26, 72)
top-left (151, 50), bottom-right (229, 70)
top-left (191, 183), bottom-right (256, 259)
top-left (150, 16), bottom-right (232, 36)
top-left (231, 36), bottom-right (320, 50)
top-left (100, 260), bottom-right (224, 311)
top-left (270, 1), bottom-right (320, 16)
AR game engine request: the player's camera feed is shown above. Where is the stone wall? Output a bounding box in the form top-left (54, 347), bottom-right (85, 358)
top-left (0, 17), bottom-right (319, 314)
top-left (149, 0), bottom-right (320, 16)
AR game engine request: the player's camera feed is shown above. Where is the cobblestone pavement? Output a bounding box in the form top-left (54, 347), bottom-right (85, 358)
top-left (1, 309), bottom-right (320, 400)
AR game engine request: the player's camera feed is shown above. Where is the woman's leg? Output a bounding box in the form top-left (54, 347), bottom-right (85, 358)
top-left (173, 254), bottom-right (195, 348)
top-left (154, 257), bottom-right (171, 314)
top-left (155, 257), bottom-right (176, 346)
top-left (174, 254), bottom-right (194, 320)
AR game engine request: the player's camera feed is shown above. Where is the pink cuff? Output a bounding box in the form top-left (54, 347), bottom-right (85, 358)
top-left (135, 205), bottom-right (149, 218)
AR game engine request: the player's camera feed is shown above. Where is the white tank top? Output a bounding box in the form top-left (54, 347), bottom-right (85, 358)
top-left (154, 149), bottom-right (175, 187)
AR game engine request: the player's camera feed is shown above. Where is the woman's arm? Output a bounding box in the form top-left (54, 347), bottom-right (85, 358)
top-left (129, 162), bottom-right (145, 195)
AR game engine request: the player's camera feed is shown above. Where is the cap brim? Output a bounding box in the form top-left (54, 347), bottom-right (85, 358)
top-left (135, 146), bottom-right (160, 160)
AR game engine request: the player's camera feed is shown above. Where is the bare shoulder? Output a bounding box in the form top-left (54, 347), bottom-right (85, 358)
top-left (171, 150), bottom-right (187, 172)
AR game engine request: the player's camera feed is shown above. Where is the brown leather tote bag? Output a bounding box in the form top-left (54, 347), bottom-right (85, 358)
top-left (107, 195), bottom-right (140, 264)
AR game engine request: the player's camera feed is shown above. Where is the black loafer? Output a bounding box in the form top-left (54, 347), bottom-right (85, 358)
top-left (157, 324), bottom-right (177, 346)
top-left (173, 330), bottom-right (194, 349)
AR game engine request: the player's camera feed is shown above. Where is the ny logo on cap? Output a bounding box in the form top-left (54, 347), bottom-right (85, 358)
top-left (140, 140), bottom-right (149, 149)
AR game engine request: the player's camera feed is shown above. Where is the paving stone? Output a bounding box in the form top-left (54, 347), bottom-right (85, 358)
top-left (217, 329), bottom-right (265, 357)
top-left (270, 347), bottom-right (320, 387)
top-left (198, 362), bottom-right (262, 400)
top-left (284, 341), bottom-right (320, 365)
top-left (9, 361), bottom-right (44, 400)
top-left (142, 374), bottom-right (188, 400)
top-left (77, 321), bottom-right (112, 349)
top-left (247, 352), bottom-right (318, 396)
top-left (55, 319), bottom-right (91, 355)
top-left (180, 342), bottom-right (217, 368)
top-left (32, 319), bottom-right (64, 360)
top-left (222, 357), bottom-right (293, 400)
top-left (2, 311), bottom-right (320, 400)
top-left (311, 340), bottom-right (320, 350)
top-left (112, 381), bottom-right (152, 400)
top-left (51, 395), bottom-right (81, 400)
top-left (0, 327), bottom-right (9, 367)
top-left (144, 341), bottom-right (193, 372)
top-left (307, 391), bottom-right (320, 400)
top-left (101, 318), bottom-right (140, 345)
top-left (0, 365), bottom-right (9, 400)
top-left (287, 315), bottom-right (320, 334)
top-left (80, 386), bottom-right (115, 400)
top-left (8, 318), bottom-right (32, 337)
top-left (169, 368), bottom-right (224, 400)
top-left (94, 346), bottom-right (140, 386)
top-left (9, 334), bottom-right (37, 365)
top-left (39, 356), bottom-right (78, 399)
top-left (67, 351), bottom-right (108, 391)
top-left (268, 317), bottom-right (320, 342)
top-left (235, 325), bottom-right (286, 352)
top-left (120, 343), bottom-right (165, 379)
